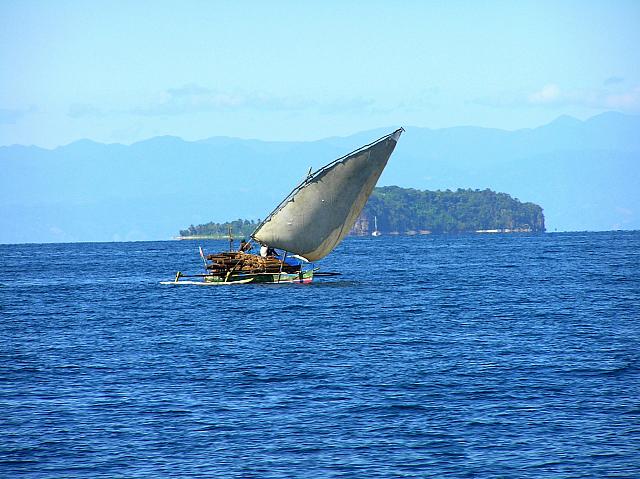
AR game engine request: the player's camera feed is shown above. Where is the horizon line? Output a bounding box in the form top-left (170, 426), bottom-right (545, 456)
top-left (2, 229), bottom-right (639, 247)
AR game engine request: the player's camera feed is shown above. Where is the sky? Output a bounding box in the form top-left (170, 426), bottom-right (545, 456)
top-left (1, 0), bottom-right (639, 148)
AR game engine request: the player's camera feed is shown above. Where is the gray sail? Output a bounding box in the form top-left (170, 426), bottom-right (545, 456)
top-left (252, 128), bottom-right (403, 261)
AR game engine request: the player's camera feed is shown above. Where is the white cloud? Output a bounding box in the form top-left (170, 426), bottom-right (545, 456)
top-left (603, 86), bottom-right (640, 110)
top-left (67, 84), bottom-right (377, 118)
top-left (475, 83), bottom-right (640, 113)
top-left (528, 84), bottom-right (561, 104)
top-left (132, 86), bottom-right (248, 116)
top-left (527, 83), bottom-right (640, 111)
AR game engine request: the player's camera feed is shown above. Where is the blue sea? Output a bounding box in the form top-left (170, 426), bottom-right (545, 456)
top-left (1, 232), bottom-right (639, 478)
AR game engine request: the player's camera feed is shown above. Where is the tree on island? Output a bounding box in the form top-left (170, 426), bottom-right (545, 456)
top-left (353, 187), bottom-right (545, 234)
top-left (180, 219), bottom-right (260, 239)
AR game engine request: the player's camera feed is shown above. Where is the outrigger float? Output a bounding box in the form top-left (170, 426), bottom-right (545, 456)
top-left (162, 128), bottom-right (403, 285)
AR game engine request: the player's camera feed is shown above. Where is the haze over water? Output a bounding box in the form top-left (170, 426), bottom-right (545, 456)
top-left (2, 232), bottom-right (638, 477)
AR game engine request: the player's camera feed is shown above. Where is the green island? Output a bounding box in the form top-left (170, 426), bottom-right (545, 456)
top-left (178, 187), bottom-right (545, 239)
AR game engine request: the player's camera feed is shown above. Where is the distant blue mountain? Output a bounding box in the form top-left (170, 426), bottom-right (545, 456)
top-left (1, 112), bottom-right (639, 243)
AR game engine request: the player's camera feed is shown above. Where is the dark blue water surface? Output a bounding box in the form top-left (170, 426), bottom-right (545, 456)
top-left (1, 232), bottom-right (639, 478)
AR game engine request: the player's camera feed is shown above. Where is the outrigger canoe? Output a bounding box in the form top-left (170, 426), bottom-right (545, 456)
top-left (163, 128), bottom-right (403, 285)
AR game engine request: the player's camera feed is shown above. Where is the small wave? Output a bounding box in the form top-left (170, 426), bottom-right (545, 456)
top-left (310, 280), bottom-right (361, 288)
top-left (562, 361), bottom-right (636, 377)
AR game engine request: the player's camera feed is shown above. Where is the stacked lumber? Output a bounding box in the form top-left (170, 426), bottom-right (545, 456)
top-left (205, 252), bottom-right (300, 275)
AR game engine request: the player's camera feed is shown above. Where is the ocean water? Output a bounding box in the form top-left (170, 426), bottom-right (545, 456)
top-left (1, 232), bottom-right (639, 478)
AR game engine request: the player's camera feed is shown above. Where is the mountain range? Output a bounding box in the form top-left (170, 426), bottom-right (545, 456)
top-left (1, 111), bottom-right (638, 244)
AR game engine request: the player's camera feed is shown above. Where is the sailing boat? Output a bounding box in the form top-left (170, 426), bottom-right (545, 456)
top-left (163, 128), bottom-right (403, 285)
top-left (372, 216), bottom-right (382, 237)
